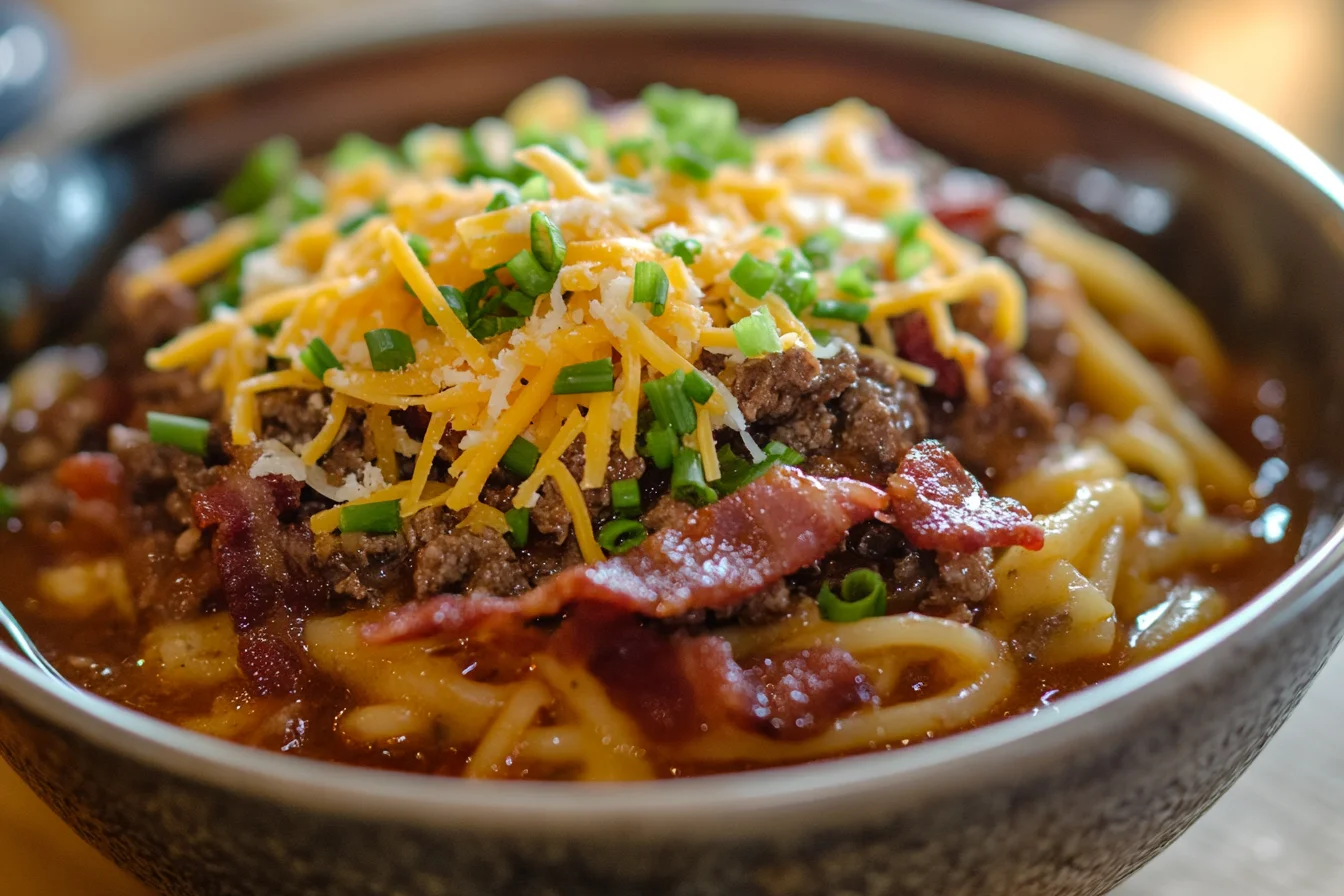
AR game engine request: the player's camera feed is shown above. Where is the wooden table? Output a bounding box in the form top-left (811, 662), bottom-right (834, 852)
top-left (6, 1), bottom-right (1344, 893)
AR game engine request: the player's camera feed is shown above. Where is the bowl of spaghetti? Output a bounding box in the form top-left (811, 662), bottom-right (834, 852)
top-left (1, 2), bottom-right (1342, 894)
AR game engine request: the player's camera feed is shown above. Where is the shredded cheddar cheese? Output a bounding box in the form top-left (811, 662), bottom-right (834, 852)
top-left (140, 79), bottom-right (1030, 543)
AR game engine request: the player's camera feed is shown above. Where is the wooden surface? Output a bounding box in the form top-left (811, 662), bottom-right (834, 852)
top-left (4, 1), bottom-right (1344, 893)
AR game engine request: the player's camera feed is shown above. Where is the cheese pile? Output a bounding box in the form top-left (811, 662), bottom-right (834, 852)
top-left (132, 79), bottom-right (1027, 559)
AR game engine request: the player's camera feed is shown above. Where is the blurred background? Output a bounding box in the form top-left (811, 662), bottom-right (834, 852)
top-left (2, 0), bottom-right (1343, 893)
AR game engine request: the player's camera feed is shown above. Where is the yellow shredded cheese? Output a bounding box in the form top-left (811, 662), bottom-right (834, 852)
top-left (301, 394), bottom-right (350, 465)
top-left (582, 393), bottom-right (614, 489)
top-left (126, 217), bottom-right (258, 306)
top-left (515, 409), bottom-right (586, 508)
top-left (549, 465), bottom-right (603, 564)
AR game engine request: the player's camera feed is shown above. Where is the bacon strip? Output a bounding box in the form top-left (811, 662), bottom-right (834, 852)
top-left (363, 466), bottom-right (888, 643)
top-left (882, 439), bottom-right (1045, 553)
top-left (194, 468), bottom-right (327, 694)
top-left (554, 607), bottom-right (874, 743)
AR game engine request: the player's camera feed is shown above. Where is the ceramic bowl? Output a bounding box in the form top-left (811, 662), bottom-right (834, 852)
top-left (2, 2), bottom-right (1343, 894)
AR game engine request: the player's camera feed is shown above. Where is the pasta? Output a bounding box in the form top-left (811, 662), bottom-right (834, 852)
top-left (0, 80), bottom-right (1299, 780)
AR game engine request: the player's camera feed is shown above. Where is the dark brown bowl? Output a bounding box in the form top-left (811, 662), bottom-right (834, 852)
top-left (2, 2), bottom-right (1343, 894)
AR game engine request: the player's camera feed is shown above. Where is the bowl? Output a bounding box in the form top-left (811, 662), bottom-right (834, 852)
top-left (2, 2), bottom-right (1344, 894)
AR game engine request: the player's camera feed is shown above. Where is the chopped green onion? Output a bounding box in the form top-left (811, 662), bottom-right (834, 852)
top-left (731, 306), bottom-right (782, 357)
top-left (518, 175), bottom-right (550, 201)
top-left (485, 190), bottom-right (513, 212)
top-left (801, 227), bottom-right (842, 270)
top-left (597, 519), bottom-right (647, 555)
top-left (328, 133), bottom-right (398, 171)
top-left (400, 123), bottom-right (451, 170)
top-left (761, 225), bottom-right (783, 238)
top-left (406, 233), bottom-right (433, 266)
top-left (609, 136), bottom-right (655, 167)
top-left (775, 270), bottom-right (817, 315)
top-left (502, 289), bottom-right (536, 316)
top-left (642, 423), bottom-right (678, 470)
top-left (610, 478), bottom-right (643, 517)
top-left (665, 143), bottom-right (715, 181)
top-left (633, 260), bottom-right (669, 316)
top-left (288, 172), bottom-right (326, 221)
top-left (577, 114), bottom-right (607, 149)
top-left (364, 328), bottom-right (416, 371)
top-left (763, 440), bottom-right (806, 465)
top-left (339, 500), bottom-right (402, 535)
top-left (811, 299), bottom-right (870, 323)
top-left (896, 239), bottom-right (934, 280)
top-left (220, 136), bottom-right (300, 215)
top-left (0, 484), bottom-right (16, 518)
top-left (299, 338), bottom-right (342, 380)
top-left (641, 84), bottom-right (753, 167)
top-left (643, 371), bottom-right (696, 435)
top-left (469, 316), bottom-right (526, 340)
top-left (506, 249), bottom-right (558, 298)
top-left (441, 285), bottom-right (471, 326)
top-left (809, 327), bottom-right (832, 345)
top-left (529, 211), bottom-right (567, 272)
top-left (729, 252), bottom-right (779, 299)
top-left (553, 359), bottom-right (615, 395)
top-left (655, 233), bottom-right (703, 266)
top-left (504, 507), bottom-right (530, 546)
top-left (885, 209), bottom-right (925, 244)
top-left (777, 247), bottom-right (812, 275)
top-left (817, 569), bottom-right (888, 622)
top-left (671, 449), bottom-right (717, 506)
top-left (837, 261), bottom-right (876, 299)
top-left (501, 436), bottom-right (540, 477)
top-left (337, 200), bottom-right (387, 236)
top-left (147, 412), bottom-right (211, 456)
top-left (682, 370), bottom-right (715, 405)
top-left (199, 281), bottom-right (241, 317)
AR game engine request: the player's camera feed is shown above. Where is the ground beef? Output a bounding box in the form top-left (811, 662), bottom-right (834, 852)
top-left (115, 435), bottom-right (218, 532)
top-left (319, 408), bottom-right (373, 481)
top-left (258, 390), bottom-right (329, 449)
top-left (127, 368), bottom-right (221, 427)
top-left (835, 358), bottom-right (928, 470)
top-left (312, 530), bottom-right (410, 604)
top-left (642, 495), bottom-right (694, 532)
top-left (931, 355), bottom-right (1059, 484)
top-left (531, 435), bottom-right (647, 542)
top-left (732, 346), bottom-right (847, 423)
top-left (732, 580), bottom-right (800, 626)
top-left (918, 549), bottom-right (996, 624)
top-left (414, 528), bottom-right (529, 597)
top-left (768, 400), bottom-right (837, 454)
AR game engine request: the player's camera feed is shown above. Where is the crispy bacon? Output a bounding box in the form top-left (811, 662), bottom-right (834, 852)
top-left (896, 313), bottom-right (964, 399)
top-left (881, 440), bottom-right (1044, 553)
top-left (54, 451), bottom-right (124, 504)
top-left (193, 467), bottom-right (328, 694)
top-left (554, 607), bottom-right (874, 743)
top-left (364, 466), bottom-right (888, 643)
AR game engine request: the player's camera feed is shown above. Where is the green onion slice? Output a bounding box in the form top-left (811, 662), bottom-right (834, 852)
top-left (610, 478), bottom-right (642, 517)
top-left (836, 261), bottom-right (876, 299)
top-left (219, 136), bottom-right (300, 215)
top-left (299, 338), bottom-right (343, 380)
top-left (501, 436), bottom-right (540, 477)
top-left (729, 252), bottom-right (779, 299)
top-left (328, 133), bottom-right (398, 171)
top-left (146, 412), bottom-right (211, 456)
top-left (801, 227), bottom-right (842, 270)
top-left (817, 569), bottom-right (888, 622)
top-left (643, 371), bottom-right (696, 435)
top-left (339, 500), bottom-right (402, 534)
top-left (501, 290), bottom-right (536, 316)
top-left (731, 306), bottom-right (782, 357)
top-left (655, 233), bottom-right (703, 266)
top-left (682, 370), bottom-right (715, 405)
top-left (506, 249), bottom-right (558, 298)
top-left (811, 299), bottom-right (870, 324)
top-left (485, 191), bottom-right (514, 212)
top-left (642, 423), bottom-right (678, 470)
top-left (885, 209), bottom-right (925, 244)
top-left (504, 507), bottom-right (530, 546)
top-left (364, 328), bottom-right (416, 371)
top-left (671, 449), bottom-right (717, 507)
top-left (633, 260), bottom-right (669, 316)
top-left (665, 143), bottom-right (715, 181)
top-left (406, 233), bottom-right (433, 266)
top-left (597, 518), bottom-right (648, 555)
top-left (553, 359), bottom-right (615, 395)
top-left (529, 211), bottom-right (567, 272)
top-left (518, 175), bottom-right (550, 201)
top-left (896, 239), bottom-right (934, 280)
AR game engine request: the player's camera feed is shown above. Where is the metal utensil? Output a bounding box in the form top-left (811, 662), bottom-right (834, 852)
top-left (0, 601), bottom-right (69, 685)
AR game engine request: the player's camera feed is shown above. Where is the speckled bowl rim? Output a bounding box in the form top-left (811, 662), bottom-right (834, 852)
top-left (2, 0), bottom-right (1343, 841)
